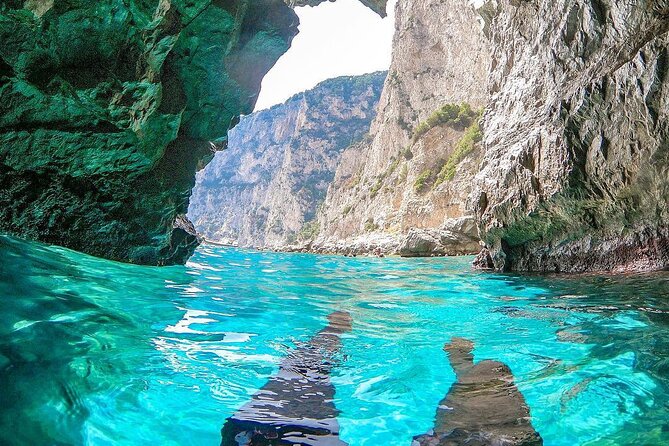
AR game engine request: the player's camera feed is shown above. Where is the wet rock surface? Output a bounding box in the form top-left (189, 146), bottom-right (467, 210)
top-left (413, 338), bottom-right (543, 446)
top-left (0, 0), bottom-right (298, 264)
top-left (220, 311), bottom-right (352, 446)
top-left (473, 0), bottom-right (669, 272)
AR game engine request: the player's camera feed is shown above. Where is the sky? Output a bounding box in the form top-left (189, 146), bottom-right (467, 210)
top-left (254, 0), bottom-right (398, 111)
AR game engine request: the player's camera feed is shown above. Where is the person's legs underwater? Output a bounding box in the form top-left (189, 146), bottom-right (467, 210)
top-left (413, 338), bottom-right (543, 446)
top-left (221, 312), bottom-right (352, 446)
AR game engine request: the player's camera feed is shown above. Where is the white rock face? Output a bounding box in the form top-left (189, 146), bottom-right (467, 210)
top-left (398, 218), bottom-right (481, 257)
top-left (313, 0), bottom-right (492, 256)
top-left (188, 73), bottom-right (385, 248)
top-left (472, 0), bottom-right (669, 272)
top-left (194, 0), bottom-right (669, 272)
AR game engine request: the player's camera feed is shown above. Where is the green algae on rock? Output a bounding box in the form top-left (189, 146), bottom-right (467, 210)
top-left (0, 0), bottom-right (298, 265)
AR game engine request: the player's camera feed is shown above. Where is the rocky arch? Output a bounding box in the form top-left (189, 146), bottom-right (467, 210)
top-left (0, 0), bottom-right (385, 265)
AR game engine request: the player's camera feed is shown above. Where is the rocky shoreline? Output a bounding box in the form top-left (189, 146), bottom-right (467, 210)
top-left (273, 216), bottom-right (481, 258)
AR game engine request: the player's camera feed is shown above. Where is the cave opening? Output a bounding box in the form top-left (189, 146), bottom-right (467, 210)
top-left (255, 0), bottom-right (397, 111)
top-left (186, 0), bottom-right (397, 247)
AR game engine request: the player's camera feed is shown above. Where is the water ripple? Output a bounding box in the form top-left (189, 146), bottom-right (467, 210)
top-left (1, 236), bottom-right (669, 445)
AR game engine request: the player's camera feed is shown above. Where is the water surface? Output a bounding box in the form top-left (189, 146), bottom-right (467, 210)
top-left (1, 234), bottom-right (668, 445)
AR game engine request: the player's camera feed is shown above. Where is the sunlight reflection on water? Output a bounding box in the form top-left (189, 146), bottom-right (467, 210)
top-left (1, 235), bottom-right (669, 445)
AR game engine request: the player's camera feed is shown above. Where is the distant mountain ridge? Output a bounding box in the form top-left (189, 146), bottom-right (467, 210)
top-left (188, 72), bottom-right (386, 248)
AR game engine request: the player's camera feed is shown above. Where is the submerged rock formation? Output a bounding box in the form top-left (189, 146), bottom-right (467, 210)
top-left (220, 311), bottom-right (352, 446)
top-left (473, 0), bottom-right (669, 272)
top-left (0, 0), bottom-right (299, 265)
top-left (414, 338), bottom-right (543, 446)
top-left (312, 0), bottom-right (491, 257)
top-left (188, 72), bottom-right (385, 248)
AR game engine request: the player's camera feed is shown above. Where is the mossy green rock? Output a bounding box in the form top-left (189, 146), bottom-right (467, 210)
top-left (0, 0), bottom-right (298, 264)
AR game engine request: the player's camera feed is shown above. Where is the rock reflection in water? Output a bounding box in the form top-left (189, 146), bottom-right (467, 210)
top-left (220, 311), bottom-right (352, 446)
top-left (414, 338), bottom-right (543, 446)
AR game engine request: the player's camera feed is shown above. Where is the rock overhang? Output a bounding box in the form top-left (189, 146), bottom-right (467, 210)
top-left (289, 0), bottom-right (387, 17)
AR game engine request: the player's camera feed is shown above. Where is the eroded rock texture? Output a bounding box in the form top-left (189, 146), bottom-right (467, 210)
top-left (473, 0), bottom-right (669, 272)
top-left (0, 0), bottom-right (297, 264)
top-left (313, 0), bottom-right (491, 256)
top-left (188, 72), bottom-right (385, 248)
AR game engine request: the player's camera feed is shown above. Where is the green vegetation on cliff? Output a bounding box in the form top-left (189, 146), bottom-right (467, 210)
top-left (412, 103), bottom-right (480, 142)
top-left (297, 220), bottom-right (320, 242)
top-left (407, 105), bottom-right (483, 194)
top-left (414, 169), bottom-right (434, 193)
top-left (435, 119), bottom-right (483, 186)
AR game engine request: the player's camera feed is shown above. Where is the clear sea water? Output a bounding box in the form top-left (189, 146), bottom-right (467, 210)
top-left (1, 233), bottom-right (669, 445)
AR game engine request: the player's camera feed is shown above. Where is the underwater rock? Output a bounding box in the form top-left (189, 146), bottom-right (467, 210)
top-left (414, 338), bottom-right (543, 446)
top-left (220, 311), bottom-right (352, 446)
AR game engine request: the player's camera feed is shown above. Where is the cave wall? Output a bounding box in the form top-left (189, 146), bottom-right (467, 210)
top-left (0, 0), bottom-right (298, 265)
top-left (473, 0), bottom-right (669, 272)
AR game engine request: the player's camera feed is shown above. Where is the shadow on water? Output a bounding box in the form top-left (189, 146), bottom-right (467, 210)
top-left (2, 237), bottom-right (669, 445)
top-left (485, 272), bottom-right (669, 444)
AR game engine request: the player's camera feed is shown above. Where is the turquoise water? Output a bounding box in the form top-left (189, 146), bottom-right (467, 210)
top-left (1, 233), bottom-right (669, 445)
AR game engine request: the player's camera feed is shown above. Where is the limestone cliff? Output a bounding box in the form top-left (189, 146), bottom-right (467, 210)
top-left (188, 72), bottom-right (385, 248)
top-left (316, 0), bottom-right (669, 273)
top-left (3, 0), bottom-right (669, 273)
top-left (473, 0), bottom-right (669, 272)
top-left (313, 0), bottom-right (491, 256)
top-left (0, 0), bottom-right (298, 265)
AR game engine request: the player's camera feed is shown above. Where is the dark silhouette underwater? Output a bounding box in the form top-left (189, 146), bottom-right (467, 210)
top-left (412, 338), bottom-right (543, 446)
top-left (220, 311), bottom-right (352, 446)
top-left (220, 316), bottom-right (542, 446)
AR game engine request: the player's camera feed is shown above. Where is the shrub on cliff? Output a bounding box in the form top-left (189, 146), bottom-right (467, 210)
top-left (297, 220), bottom-right (320, 241)
top-left (434, 120), bottom-right (483, 186)
top-left (411, 103), bottom-right (480, 142)
top-left (414, 169), bottom-right (434, 193)
top-left (364, 218), bottom-right (379, 232)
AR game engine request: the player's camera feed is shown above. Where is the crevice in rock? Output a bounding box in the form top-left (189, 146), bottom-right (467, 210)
top-left (0, 120), bottom-right (121, 134)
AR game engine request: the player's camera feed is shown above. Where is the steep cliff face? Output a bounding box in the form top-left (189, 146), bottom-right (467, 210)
top-left (313, 0), bottom-right (491, 256)
top-left (0, 0), bottom-right (298, 265)
top-left (188, 72), bottom-right (385, 248)
top-left (473, 0), bottom-right (669, 272)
